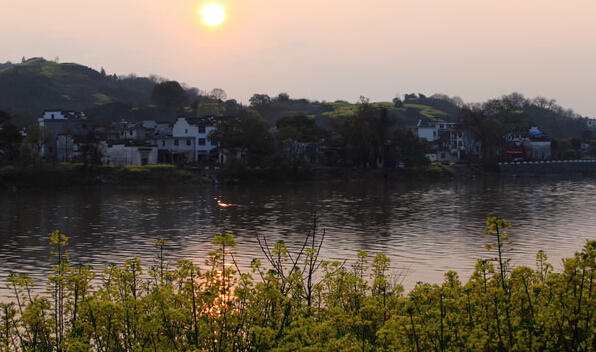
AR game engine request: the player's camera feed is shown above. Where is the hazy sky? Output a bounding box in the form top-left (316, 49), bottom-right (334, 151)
top-left (2, 0), bottom-right (596, 116)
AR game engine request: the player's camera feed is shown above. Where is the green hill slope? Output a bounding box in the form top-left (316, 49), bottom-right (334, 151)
top-left (0, 58), bottom-right (154, 124)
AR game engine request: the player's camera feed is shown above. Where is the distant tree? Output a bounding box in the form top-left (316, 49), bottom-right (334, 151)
top-left (430, 93), bottom-right (464, 108)
top-left (210, 88), bottom-right (227, 101)
top-left (276, 92), bottom-right (290, 102)
top-left (458, 106), bottom-right (511, 164)
top-left (222, 99), bottom-right (241, 116)
top-left (570, 137), bottom-right (582, 151)
top-left (191, 98), bottom-right (200, 116)
top-left (389, 128), bottom-right (431, 167)
top-left (249, 94), bottom-right (271, 108)
top-left (0, 110), bottom-right (23, 163)
top-left (150, 81), bottom-right (189, 108)
top-left (20, 124), bottom-right (52, 167)
top-left (186, 87), bottom-right (201, 102)
top-left (531, 96), bottom-right (558, 110)
top-left (208, 110), bottom-right (274, 166)
top-left (331, 97), bottom-right (397, 168)
top-left (276, 115), bottom-right (329, 165)
top-left (23, 124), bottom-right (52, 156)
top-left (76, 130), bottom-right (102, 167)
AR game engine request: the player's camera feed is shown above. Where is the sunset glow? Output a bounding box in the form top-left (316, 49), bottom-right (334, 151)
top-left (201, 3), bottom-right (225, 27)
top-left (2, 1), bottom-right (596, 116)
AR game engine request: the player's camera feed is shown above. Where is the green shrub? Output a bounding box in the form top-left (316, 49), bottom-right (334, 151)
top-left (121, 164), bottom-right (148, 174)
top-left (145, 164), bottom-right (177, 173)
top-left (3, 221), bottom-right (596, 351)
top-left (0, 165), bottom-right (16, 174)
top-left (423, 166), bottom-right (444, 178)
top-left (423, 165), bottom-right (455, 178)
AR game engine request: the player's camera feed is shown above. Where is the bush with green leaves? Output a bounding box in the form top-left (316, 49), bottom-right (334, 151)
top-left (2, 219), bottom-right (596, 351)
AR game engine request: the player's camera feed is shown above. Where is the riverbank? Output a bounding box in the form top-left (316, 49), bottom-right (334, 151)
top-left (499, 159), bottom-right (596, 176)
top-left (12, 160), bottom-right (589, 190)
top-left (0, 163), bottom-right (209, 189)
top-left (0, 163), bottom-right (486, 189)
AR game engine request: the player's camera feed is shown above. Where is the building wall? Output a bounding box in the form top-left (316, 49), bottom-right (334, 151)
top-left (56, 135), bottom-right (76, 162)
top-left (38, 118), bottom-right (89, 159)
top-left (102, 144), bottom-right (158, 167)
top-left (40, 111), bottom-right (68, 121)
top-left (530, 141), bottom-right (551, 160)
top-left (172, 117), bottom-right (217, 161)
top-left (417, 127), bottom-right (435, 141)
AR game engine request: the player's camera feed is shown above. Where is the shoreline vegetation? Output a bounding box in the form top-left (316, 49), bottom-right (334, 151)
top-left (0, 162), bottom-right (490, 189)
top-left (2, 218), bottom-right (596, 351)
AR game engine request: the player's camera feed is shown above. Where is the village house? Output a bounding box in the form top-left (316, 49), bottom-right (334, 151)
top-left (142, 120), bottom-right (172, 137)
top-left (585, 118), bottom-right (596, 130)
top-left (100, 141), bottom-right (158, 167)
top-left (37, 110), bottom-right (91, 161)
top-left (504, 126), bottom-right (551, 160)
top-left (104, 120), bottom-right (147, 141)
top-left (152, 116), bottom-right (217, 164)
top-left (411, 120), bottom-right (480, 162)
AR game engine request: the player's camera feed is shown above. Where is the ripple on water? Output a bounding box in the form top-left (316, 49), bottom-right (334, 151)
top-left (1, 178), bottom-right (596, 297)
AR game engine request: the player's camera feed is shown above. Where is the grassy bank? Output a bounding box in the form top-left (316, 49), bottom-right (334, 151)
top-left (0, 163), bottom-right (206, 189)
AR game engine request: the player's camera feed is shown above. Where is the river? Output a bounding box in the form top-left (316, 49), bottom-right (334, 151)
top-left (1, 176), bottom-right (595, 298)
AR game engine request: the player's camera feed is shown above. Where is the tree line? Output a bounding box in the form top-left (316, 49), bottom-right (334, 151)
top-left (3, 77), bottom-right (595, 171)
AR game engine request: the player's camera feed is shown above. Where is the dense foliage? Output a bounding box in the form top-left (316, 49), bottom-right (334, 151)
top-left (2, 218), bottom-right (596, 351)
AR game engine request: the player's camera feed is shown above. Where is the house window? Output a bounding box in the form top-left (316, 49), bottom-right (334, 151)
top-left (458, 141), bottom-right (463, 147)
top-left (433, 132), bottom-right (437, 137)
top-left (174, 140), bottom-right (179, 146)
top-left (49, 147), bottom-right (53, 153)
top-left (441, 153), bottom-right (445, 159)
top-left (185, 129), bottom-right (188, 134)
top-left (199, 126), bottom-right (206, 134)
top-left (162, 140), bottom-right (165, 146)
top-left (129, 131), bottom-right (133, 136)
top-left (458, 132), bottom-right (462, 138)
top-left (199, 138), bottom-right (206, 146)
top-left (186, 139), bottom-right (191, 146)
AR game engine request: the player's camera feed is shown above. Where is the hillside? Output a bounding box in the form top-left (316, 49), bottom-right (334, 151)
top-left (0, 59), bottom-right (459, 128)
top-left (0, 58), bottom-right (155, 126)
top-left (0, 58), bottom-right (590, 139)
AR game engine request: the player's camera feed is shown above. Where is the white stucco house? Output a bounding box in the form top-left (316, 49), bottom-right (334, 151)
top-left (165, 116), bottom-right (217, 163)
top-left (101, 141), bottom-right (158, 167)
top-left (412, 120), bottom-right (480, 162)
top-left (37, 110), bottom-right (90, 161)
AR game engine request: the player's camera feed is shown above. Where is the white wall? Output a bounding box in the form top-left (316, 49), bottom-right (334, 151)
top-left (102, 144), bottom-right (158, 167)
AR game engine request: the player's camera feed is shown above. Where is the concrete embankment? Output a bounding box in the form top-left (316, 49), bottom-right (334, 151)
top-left (499, 160), bottom-right (596, 176)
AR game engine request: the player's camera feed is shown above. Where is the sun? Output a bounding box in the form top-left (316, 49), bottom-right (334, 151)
top-left (201, 3), bottom-right (226, 27)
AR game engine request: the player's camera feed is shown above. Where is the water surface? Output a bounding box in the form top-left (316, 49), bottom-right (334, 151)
top-left (1, 177), bottom-right (595, 298)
